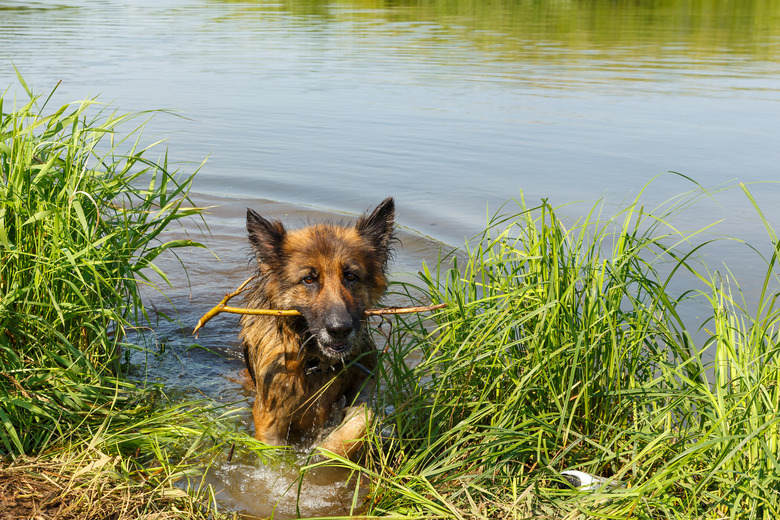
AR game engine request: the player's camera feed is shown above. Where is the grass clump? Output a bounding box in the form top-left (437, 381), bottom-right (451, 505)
top-left (331, 183), bottom-right (780, 519)
top-left (0, 77), bottom-right (263, 518)
top-left (0, 75), bottom-right (203, 455)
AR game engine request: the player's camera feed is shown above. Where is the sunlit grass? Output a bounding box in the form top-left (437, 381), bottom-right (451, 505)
top-left (6, 76), bottom-right (780, 519)
top-left (318, 182), bottom-right (780, 519)
top-left (0, 71), bottom-right (209, 454)
top-left (0, 75), bottom-right (274, 518)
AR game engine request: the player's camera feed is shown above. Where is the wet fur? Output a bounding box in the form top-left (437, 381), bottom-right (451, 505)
top-left (239, 197), bottom-right (395, 458)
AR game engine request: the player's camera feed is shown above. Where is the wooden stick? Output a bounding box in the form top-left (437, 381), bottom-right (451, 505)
top-left (364, 304), bottom-right (446, 316)
top-left (192, 277), bottom-right (446, 337)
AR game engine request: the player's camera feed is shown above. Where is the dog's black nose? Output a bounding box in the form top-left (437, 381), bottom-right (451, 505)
top-left (326, 317), bottom-right (353, 339)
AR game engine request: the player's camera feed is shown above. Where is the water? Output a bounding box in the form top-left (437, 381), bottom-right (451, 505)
top-left (3, 0), bottom-right (780, 516)
top-left (3, 0), bottom-right (779, 248)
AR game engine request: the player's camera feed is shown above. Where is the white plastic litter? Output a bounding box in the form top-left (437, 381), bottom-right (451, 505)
top-left (560, 470), bottom-right (623, 492)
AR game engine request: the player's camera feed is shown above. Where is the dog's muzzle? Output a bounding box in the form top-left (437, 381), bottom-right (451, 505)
top-left (316, 313), bottom-right (358, 358)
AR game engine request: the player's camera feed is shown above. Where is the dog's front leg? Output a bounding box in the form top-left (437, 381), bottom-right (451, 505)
top-left (317, 403), bottom-right (373, 459)
top-left (252, 398), bottom-right (289, 446)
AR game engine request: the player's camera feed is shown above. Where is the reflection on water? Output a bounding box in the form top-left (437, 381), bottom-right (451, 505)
top-left (129, 333), bottom-right (364, 519)
top-left (213, 0), bottom-right (780, 60)
top-left (4, 0), bottom-right (780, 516)
top-left (2, 0), bottom-right (778, 244)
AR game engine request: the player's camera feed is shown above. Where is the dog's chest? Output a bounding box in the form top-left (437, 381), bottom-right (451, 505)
top-left (289, 365), bottom-right (354, 430)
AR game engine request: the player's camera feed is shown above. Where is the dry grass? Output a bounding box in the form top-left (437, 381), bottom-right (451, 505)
top-left (0, 451), bottom-right (237, 520)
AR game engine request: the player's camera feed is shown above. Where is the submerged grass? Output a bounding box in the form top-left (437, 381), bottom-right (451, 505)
top-left (319, 181), bottom-right (780, 519)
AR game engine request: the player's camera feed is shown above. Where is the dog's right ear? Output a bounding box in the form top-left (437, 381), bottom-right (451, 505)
top-left (247, 208), bottom-right (286, 266)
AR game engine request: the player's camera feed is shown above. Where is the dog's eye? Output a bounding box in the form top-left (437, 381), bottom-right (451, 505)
top-left (344, 272), bottom-right (357, 282)
top-left (302, 275), bottom-right (316, 285)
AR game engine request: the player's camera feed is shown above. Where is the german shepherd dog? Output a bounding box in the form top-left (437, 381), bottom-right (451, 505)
top-left (239, 197), bottom-right (395, 459)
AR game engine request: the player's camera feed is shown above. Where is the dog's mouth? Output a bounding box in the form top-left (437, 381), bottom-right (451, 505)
top-left (311, 328), bottom-right (358, 359)
top-left (301, 312), bottom-right (360, 360)
top-left (318, 338), bottom-right (353, 358)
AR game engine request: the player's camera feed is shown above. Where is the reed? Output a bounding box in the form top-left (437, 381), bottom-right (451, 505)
top-left (0, 72), bottom-right (208, 455)
top-left (320, 182), bottom-right (780, 519)
top-left (0, 76), bottom-right (272, 519)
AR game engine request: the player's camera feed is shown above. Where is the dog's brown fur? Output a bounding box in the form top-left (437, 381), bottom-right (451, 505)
top-left (239, 197), bottom-right (395, 458)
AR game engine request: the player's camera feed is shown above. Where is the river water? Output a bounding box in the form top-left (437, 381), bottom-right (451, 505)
top-left (2, 0), bottom-right (780, 517)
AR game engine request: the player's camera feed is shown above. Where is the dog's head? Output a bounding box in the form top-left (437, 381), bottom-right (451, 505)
top-left (246, 197), bottom-right (395, 359)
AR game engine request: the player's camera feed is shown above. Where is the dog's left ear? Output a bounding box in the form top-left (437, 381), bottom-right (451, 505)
top-left (356, 197), bottom-right (395, 261)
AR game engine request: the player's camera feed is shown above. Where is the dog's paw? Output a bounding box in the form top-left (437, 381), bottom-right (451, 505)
top-left (316, 404), bottom-right (373, 460)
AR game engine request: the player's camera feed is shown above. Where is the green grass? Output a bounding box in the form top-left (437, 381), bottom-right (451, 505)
top-left (0, 76), bottom-right (274, 518)
top-left (0, 72), bottom-right (208, 455)
top-left (6, 77), bottom-right (780, 519)
top-left (316, 182), bottom-right (780, 520)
